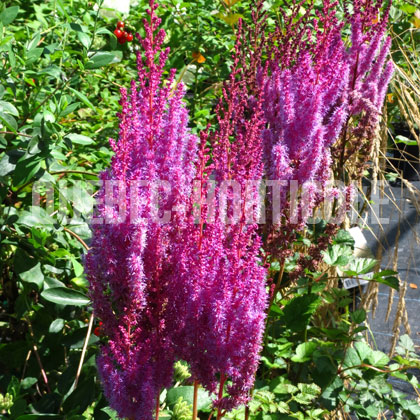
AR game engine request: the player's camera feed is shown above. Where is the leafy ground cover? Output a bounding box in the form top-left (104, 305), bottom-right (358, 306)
top-left (0, 0), bottom-right (420, 419)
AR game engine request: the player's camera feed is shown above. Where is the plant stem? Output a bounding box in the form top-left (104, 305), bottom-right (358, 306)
top-left (193, 380), bottom-right (199, 420)
top-left (244, 405), bottom-right (250, 420)
top-left (268, 260), bottom-right (286, 308)
top-left (74, 313), bottom-right (94, 389)
top-left (27, 319), bottom-right (51, 393)
top-left (63, 226), bottom-right (90, 251)
top-left (155, 393), bottom-right (160, 420)
top-left (50, 170), bottom-right (98, 177)
top-left (0, 131), bottom-right (32, 137)
top-left (216, 373), bottom-right (226, 420)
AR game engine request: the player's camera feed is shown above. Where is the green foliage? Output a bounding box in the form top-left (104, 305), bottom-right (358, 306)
top-left (259, 227), bottom-right (420, 420)
top-left (166, 386), bottom-right (212, 412)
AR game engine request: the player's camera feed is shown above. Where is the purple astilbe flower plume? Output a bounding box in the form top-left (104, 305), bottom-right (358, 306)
top-left (261, 0), bottom-right (393, 229)
top-left (262, 30), bottom-right (350, 229)
top-left (332, 0), bottom-right (394, 177)
top-left (85, 1), bottom-right (197, 418)
top-left (167, 16), bottom-right (268, 412)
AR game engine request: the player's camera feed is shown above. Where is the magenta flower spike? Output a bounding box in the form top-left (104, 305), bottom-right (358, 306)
top-left (85, 1), bottom-right (197, 418)
top-left (261, 0), bottom-right (393, 227)
top-left (167, 20), bottom-right (269, 410)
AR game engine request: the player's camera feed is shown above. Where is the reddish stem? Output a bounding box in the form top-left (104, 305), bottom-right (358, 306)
top-left (216, 373), bottom-right (226, 420)
top-left (193, 381), bottom-right (199, 420)
top-left (155, 393), bottom-right (160, 420)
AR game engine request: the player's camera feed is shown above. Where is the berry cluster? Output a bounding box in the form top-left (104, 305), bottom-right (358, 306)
top-left (113, 21), bottom-right (133, 44)
top-left (93, 321), bottom-right (103, 337)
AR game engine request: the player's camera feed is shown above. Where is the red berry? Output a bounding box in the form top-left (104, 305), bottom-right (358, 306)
top-left (126, 33), bottom-right (133, 42)
top-left (93, 326), bottom-right (101, 337)
top-left (118, 36), bottom-right (127, 45)
top-left (114, 28), bottom-right (123, 38)
top-left (117, 21), bottom-right (125, 29)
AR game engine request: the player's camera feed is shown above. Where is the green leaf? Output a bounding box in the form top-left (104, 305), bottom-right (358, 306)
top-left (0, 152), bottom-right (17, 176)
top-left (70, 257), bottom-right (84, 277)
top-left (19, 207), bottom-right (55, 227)
top-left (49, 318), bottom-right (65, 333)
top-left (370, 350), bottom-right (389, 367)
top-left (85, 51), bottom-right (120, 69)
top-left (0, 100), bottom-right (19, 116)
top-left (20, 377), bottom-right (37, 390)
top-left (26, 48), bottom-right (43, 64)
top-left (77, 31), bottom-right (91, 49)
top-left (68, 87), bottom-right (95, 110)
top-left (216, 12), bottom-right (243, 25)
top-left (166, 386), bottom-right (212, 411)
top-left (396, 334), bottom-right (416, 355)
top-left (19, 263), bottom-right (44, 289)
top-left (282, 294), bottom-right (322, 332)
top-left (333, 230), bottom-right (355, 247)
top-left (27, 32), bottom-right (41, 51)
top-left (41, 287), bottom-right (90, 306)
top-left (96, 27), bottom-right (114, 35)
top-left (350, 309), bottom-right (366, 324)
top-left (0, 6), bottom-right (19, 25)
top-left (297, 383), bottom-right (321, 398)
top-left (373, 270), bottom-right (398, 278)
top-left (16, 416), bottom-right (62, 420)
top-left (12, 157), bottom-right (43, 187)
top-left (0, 111), bottom-right (17, 132)
top-left (100, 407), bottom-right (118, 419)
top-left (344, 258), bottom-right (377, 275)
top-left (66, 133), bottom-right (94, 145)
top-left (271, 382), bottom-right (298, 395)
top-left (373, 275), bottom-right (399, 291)
top-left (291, 342), bottom-right (318, 363)
top-left (395, 135), bottom-right (417, 146)
top-left (322, 245), bottom-right (353, 266)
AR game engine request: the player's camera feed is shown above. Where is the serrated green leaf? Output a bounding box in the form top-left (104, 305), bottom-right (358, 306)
top-left (322, 245), bottom-right (353, 266)
top-left (345, 258), bottom-right (377, 275)
top-left (350, 309), bottom-right (366, 324)
top-left (282, 294), bottom-right (322, 332)
top-left (271, 382), bottom-right (298, 394)
top-left (291, 342), bottom-right (317, 363)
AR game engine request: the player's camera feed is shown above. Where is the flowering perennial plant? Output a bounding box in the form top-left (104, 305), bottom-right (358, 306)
top-left (259, 1), bottom-right (393, 273)
top-left (85, 0), bottom-right (394, 419)
top-left (168, 20), bottom-right (268, 411)
top-left (85, 2), bottom-right (197, 418)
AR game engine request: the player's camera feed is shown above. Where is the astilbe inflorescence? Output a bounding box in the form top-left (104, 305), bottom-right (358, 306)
top-left (85, 1), bottom-right (197, 418)
top-left (167, 19), bottom-right (268, 412)
top-left (333, 0), bottom-right (394, 179)
top-left (261, 0), bottom-right (393, 232)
